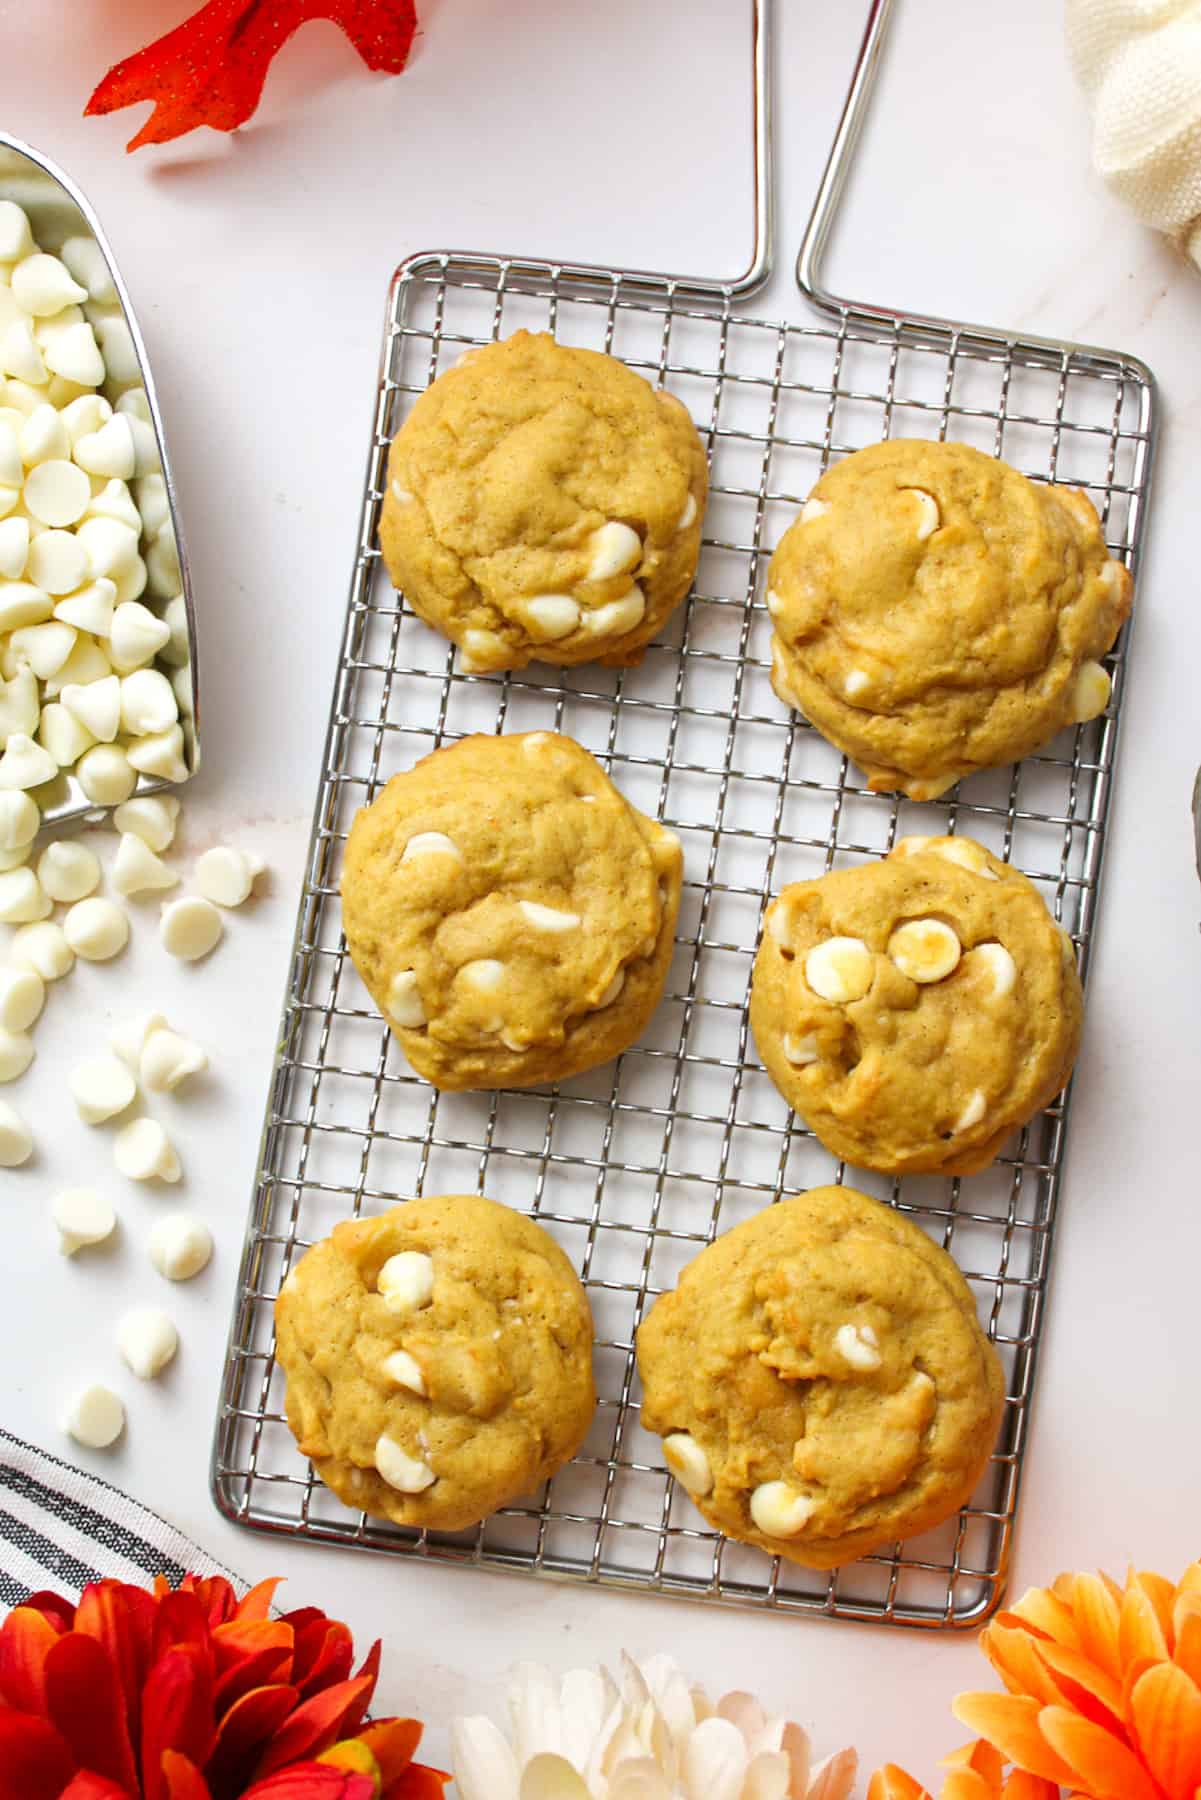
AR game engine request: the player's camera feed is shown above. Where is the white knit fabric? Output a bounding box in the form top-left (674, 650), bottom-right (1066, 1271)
top-left (1067, 0), bottom-right (1201, 266)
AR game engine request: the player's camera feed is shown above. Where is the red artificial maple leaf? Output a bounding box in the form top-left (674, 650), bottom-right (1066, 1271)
top-left (85, 0), bottom-right (418, 152)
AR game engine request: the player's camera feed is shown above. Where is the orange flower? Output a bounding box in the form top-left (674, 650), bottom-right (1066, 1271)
top-left (869, 1740), bottom-right (1060, 1799)
top-left (0, 1573), bottom-right (447, 1800)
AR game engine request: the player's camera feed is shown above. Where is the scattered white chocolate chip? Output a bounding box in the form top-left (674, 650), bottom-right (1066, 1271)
top-left (114, 1116), bottom-right (180, 1183)
top-left (76, 743), bottom-right (137, 805)
top-left (194, 846), bottom-right (263, 907)
top-left (581, 585), bottom-right (645, 638)
top-left (833, 1322), bottom-right (882, 1371)
top-left (0, 965), bottom-right (43, 1033)
top-left (954, 1089), bottom-right (988, 1133)
top-left (0, 865), bottom-right (51, 923)
top-left (140, 1027), bottom-right (207, 1093)
top-left (783, 1032), bottom-right (819, 1066)
top-left (149, 1212), bottom-right (211, 1281)
top-left (111, 1011), bottom-right (168, 1069)
top-left (64, 895), bottom-right (129, 961)
top-left (36, 839), bottom-right (101, 904)
top-left (52, 1187), bottom-right (116, 1255)
top-left (119, 668), bottom-right (177, 737)
top-left (160, 896), bottom-right (222, 962)
top-left (676, 492), bottom-right (698, 533)
top-left (377, 1250), bottom-right (435, 1316)
top-left (519, 900), bottom-right (581, 931)
top-left (971, 942), bottom-right (1017, 999)
top-left (386, 969), bottom-right (425, 1029)
top-left (10, 920), bottom-right (73, 980)
top-left (112, 794), bottom-right (179, 852)
top-left (588, 521), bottom-right (642, 581)
top-left (804, 936), bottom-right (874, 1005)
top-left (116, 1306), bottom-right (178, 1379)
top-left (663, 1432), bottom-right (713, 1496)
top-left (0, 791), bottom-right (38, 852)
top-left (400, 832), bottom-right (461, 867)
top-left (801, 496), bottom-right (829, 523)
top-left (63, 1384), bottom-right (124, 1450)
top-left (113, 832), bottom-right (178, 897)
top-left (843, 668), bottom-right (870, 699)
top-left (374, 1434), bottom-right (436, 1493)
top-left (750, 1480), bottom-right (816, 1538)
top-left (887, 917), bottom-right (962, 984)
top-left (380, 1349), bottom-right (427, 1396)
top-left (903, 487), bottom-right (940, 540)
top-left (70, 1056), bottom-right (137, 1124)
top-left (126, 724), bottom-right (188, 783)
top-left (525, 594), bottom-right (580, 640)
top-left (0, 1100), bottom-right (33, 1166)
top-left (1071, 660), bottom-right (1112, 724)
top-left (0, 1028), bottom-right (34, 1082)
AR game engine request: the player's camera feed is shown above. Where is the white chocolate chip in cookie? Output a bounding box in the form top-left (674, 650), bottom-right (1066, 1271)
top-left (460, 628), bottom-right (509, 673)
top-left (374, 1433), bottom-right (436, 1493)
top-left (833, 1322), bottom-right (882, 1371)
top-left (593, 969), bottom-right (625, 1009)
top-left (891, 835), bottom-right (931, 859)
top-left (844, 668), bottom-right (870, 699)
top-left (386, 970), bottom-right (426, 1029)
top-left (525, 594), bottom-right (580, 641)
top-left (804, 936), bottom-right (873, 1004)
top-left (377, 1250), bottom-right (434, 1315)
top-left (391, 481), bottom-right (414, 503)
top-left (582, 585), bottom-right (645, 638)
top-left (801, 496), bottom-right (829, 524)
top-left (663, 1431), bottom-right (713, 1496)
top-left (1099, 559), bottom-right (1125, 596)
top-left (459, 958), bottom-right (504, 993)
top-left (783, 1032), bottom-right (819, 1066)
top-left (588, 521), bottom-right (642, 581)
top-left (401, 832), bottom-right (462, 865)
top-left (954, 1089), bottom-right (987, 1132)
top-left (519, 900), bottom-right (580, 931)
top-left (904, 487), bottom-right (940, 540)
top-left (675, 493), bottom-right (698, 533)
top-left (925, 837), bottom-right (998, 880)
top-left (380, 1348), bottom-right (427, 1396)
top-left (971, 942), bottom-right (1017, 999)
top-left (766, 588), bottom-right (785, 619)
top-left (887, 918), bottom-right (961, 984)
top-left (750, 1480), bottom-right (816, 1538)
top-left (767, 902), bottom-right (794, 948)
top-left (1071, 660), bottom-right (1111, 723)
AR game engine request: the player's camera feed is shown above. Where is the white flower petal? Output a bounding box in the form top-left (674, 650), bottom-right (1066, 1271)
top-left (806, 1747), bottom-right (859, 1800)
top-left (519, 1751), bottom-right (594, 1800)
top-left (644, 1657), bottom-right (699, 1754)
top-left (779, 1722), bottom-right (812, 1797)
top-left (451, 1715), bottom-right (523, 1800)
top-left (682, 1715), bottom-right (749, 1800)
top-left (509, 1662), bottom-right (565, 1765)
top-left (607, 1758), bottom-right (674, 1800)
top-left (560, 1668), bottom-right (619, 1776)
top-left (744, 1750), bottom-right (793, 1800)
top-left (716, 1691), bottom-right (770, 1752)
top-left (619, 1653), bottom-right (653, 1711)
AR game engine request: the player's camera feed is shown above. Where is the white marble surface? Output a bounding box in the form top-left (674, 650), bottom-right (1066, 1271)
top-left (4, 0), bottom-right (1200, 1786)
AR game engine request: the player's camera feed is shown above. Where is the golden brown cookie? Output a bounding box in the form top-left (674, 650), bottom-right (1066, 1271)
top-left (749, 835), bottom-right (1082, 1175)
top-left (636, 1186), bottom-right (1005, 1569)
top-left (379, 330), bottom-right (707, 671)
top-left (341, 731), bottom-right (683, 1091)
top-left (766, 439), bottom-right (1132, 799)
top-left (275, 1194), bottom-right (596, 1532)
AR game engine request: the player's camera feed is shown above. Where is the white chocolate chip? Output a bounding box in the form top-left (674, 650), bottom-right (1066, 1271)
top-left (70, 1056), bottom-right (137, 1124)
top-left (74, 414), bottom-right (136, 481)
top-left (125, 723), bottom-right (188, 783)
top-left (903, 487), bottom-right (940, 540)
top-left (64, 896), bottom-right (129, 961)
top-left (766, 587), bottom-right (785, 619)
top-left (0, 791), bottom-right (38, 852)
top-left (521, 733), bottom-right (551, 754)
top-left (954, 1089), bottom-right (988, 1133)
top-left (459, 628), bottom-right (509, 673)
top-left (386, 969), bottom-right (425, 1029)
top-left (459, 958), bottom-right (504, 992)
top-left (1099, 559), bottom-right (1125, 596)
top-left (52, 1187), bottom-right (116, 1254)
top-left (113, 833), bottom-right (178, 897)
top-left (0, 669), bottom-right (40, 742)
top-left (0, 866), bottom-right (51, 923)
top-left (1071, 660), bottom-right (1111, 724)
top-left (0, 1100), bottom-right (33, 1167)
top-left (12, 254), bottom-right (85, 318)
top-left (160, 897), bottom-right (222, 962)
top-left (750, 1480), bottom-right (816, 1538)
top-left (109, 600), bottom-right (170, 672)
top-left (44, 635), bottom-right (110, 696)
top-left (0, 734), bottom-right (59, 792)
top-left (0, 965), bottom-right (43, 1033)
top-left (140, 1028), bottom-right (207, 1093)
top-left (766, 902), bottom-right (793, 948)
top-left (519, 900), bottom-right (581, 931)
top-left (112, 794), bottom-right (179, 852)
top-left (28, 531), bottom-right (87, 597)
top-left (37, 840), bottom-right (100, 903)
top-left (801, 496), bottom-right (829, 524)
top-left (887, 917), bottom-right (962, 984)
top-left (833, 1322), bottom-right (882, 1371)
top-left (54, 578), bottom-right (116, 636)
top-left (60, 238), bottom-right (117, 305)
top-left (88, 479), bottom-right (142, 534)
top-left (42, 322), bottom-right (104, 388)
top-left (38, 701), bottom-right (96, 770)
top-left (380, 1349), bottom-right (427, 1396)
top-left (10, 921), bottom-right (73, 980)
top-left (10, 620), bottom-right (77, 676)
top-left (400, 832), bottom-right (461, 868)
top-left (0, 585), bottom-right (53, 633)
top-left (675, 493), bottom-right (698, 533)
top-left (594, 969), bottom-right (625, 1009)
top-left (374, 1433), bottom-right (436, 1493)
top-left (663, 1432), bottom-right (713, 1496)
top-left (111, 1012), bottom-right (168, 1070)
top-left (843, 668), bottom-right (870, 699)
top-left (971, 942), bottom-right (1017, 999)
top-left (119, 669), bottom-right (177, 737)
top-left (0, 204), bottom-right (35, 262)
top-left (116, 1307), bottom-right (178, 1379)
top-left (921, 837), bottom-right (998, 880)
top-left (377, 1250), bottom-right (435, 1316)
top-left (20, 404), bottom-right (70, 467)
top-left (804, 936), bottom-right (874, 1004)
top-left (148, 1212), bottom-right (211, 1281)
top-left (76, 743), bottom-right (137, 805)
top-left (64, 1384), bottom-right (124, 1450)
top-left (0, 1028), bottom-right (34, 1083)
top-left (581, 585), bottom-right (645, 638)
top-left (783, 1032), bottom-right (819, 1066)
top-left (588, 521), bottom-right (642, 581)
top-left (114, 1116), bottom-right (180, 1183)
top-left (390, 481), bottom-right (413, 503)
top-left (525, 593), bottom-right (581, 641)
top-left (24, 459), bottom-right (91, 528)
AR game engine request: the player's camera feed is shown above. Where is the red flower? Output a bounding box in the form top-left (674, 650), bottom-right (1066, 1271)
top-left (0, 1574), bottom-right (447, 1800)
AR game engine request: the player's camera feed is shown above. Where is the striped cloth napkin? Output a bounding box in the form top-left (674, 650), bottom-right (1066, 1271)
top-left (0, 1426), bottom-right (236, 1607)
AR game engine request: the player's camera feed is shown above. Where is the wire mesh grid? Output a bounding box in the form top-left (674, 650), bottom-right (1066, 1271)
top-left (212, 252), bottom-right (1155, 1629)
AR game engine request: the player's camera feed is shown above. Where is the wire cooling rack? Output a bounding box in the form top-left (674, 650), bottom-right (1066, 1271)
top-left (212, 0), bottom-right (1158, 1629)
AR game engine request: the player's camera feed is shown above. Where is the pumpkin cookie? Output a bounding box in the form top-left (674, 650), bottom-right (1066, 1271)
top-left (766, 439), bottom-right (1131, 799)
top-left (341, 732), bottom-right (683, 1091)
top-left (636, 1186), bottom-right (1005, 1569)
top-left (275, 1194), bottom-right (596, 1532)
top-left (379, 330), bottom-right (707, 671)
top-left (749, 836), bottom-right (1082, 1175)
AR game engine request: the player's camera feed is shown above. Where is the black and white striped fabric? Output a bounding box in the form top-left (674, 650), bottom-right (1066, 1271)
top-left (0, 1428), bottom-right (237, 1609)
